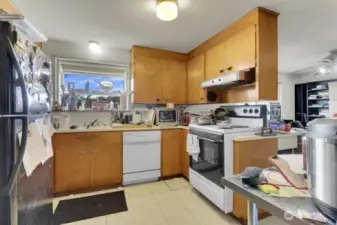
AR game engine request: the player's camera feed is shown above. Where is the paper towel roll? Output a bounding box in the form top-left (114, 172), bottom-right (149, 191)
top-left (119, 92), bottom-right (126, 110)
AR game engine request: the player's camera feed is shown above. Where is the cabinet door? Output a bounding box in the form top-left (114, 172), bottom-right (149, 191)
top-left (53, 132), bottom-right (122, 194)
top-left (180, 129), bottom-right (190, 179)
top-left (162, 59), bottom-right (187, 104)
top-left (90, 132), bottom-right (122, 188)
top-left (225, 25), bottom-right (256, 73)
top-left (133, 56), bottom-right (163, 103)
top-left (205, 41), bottom-right (226, 80)
top-left (187, 53), bottom-right (206, 104)
top-left (53, 133), bottom-right (93, 193)
top-left (161, 130), bottom-right (181, 177)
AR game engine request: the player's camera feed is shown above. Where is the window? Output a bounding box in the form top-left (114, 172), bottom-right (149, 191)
top-left (54, 58), bottom-right (130, 111)
top-left (63, 73), bottom-right (125, 95)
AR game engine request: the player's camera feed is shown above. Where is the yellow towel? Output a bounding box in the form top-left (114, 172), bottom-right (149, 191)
top-left (258, 184), bottom-right (279, 194)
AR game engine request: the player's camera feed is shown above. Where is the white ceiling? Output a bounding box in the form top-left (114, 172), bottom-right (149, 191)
top-left (11, 0), bottom-right (337, 74)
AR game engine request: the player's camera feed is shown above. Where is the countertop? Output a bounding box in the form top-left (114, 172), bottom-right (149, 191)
top-left (234, 132), bottom-right (300, 142)
top-left (222, 175), bottom-right (319, 225)
top-left (54, 125), bottom-right (189, 134)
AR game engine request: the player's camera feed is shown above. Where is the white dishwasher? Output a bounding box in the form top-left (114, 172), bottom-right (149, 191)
top-left (123, 131), bottom-right (161, 185)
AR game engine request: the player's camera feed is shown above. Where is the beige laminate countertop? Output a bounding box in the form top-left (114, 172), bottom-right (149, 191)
top-left (54, 125), bottom-right (189, 134)
top-left (234, 132), bottom-right (300, 142)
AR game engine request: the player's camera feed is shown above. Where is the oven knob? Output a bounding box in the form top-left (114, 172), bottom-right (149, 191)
top-left (243, 109), bottom-right (248, 113)
top-left (249, 109), bottom-right (253, 114)
top-left (254, 109), bottom-right (259, 114)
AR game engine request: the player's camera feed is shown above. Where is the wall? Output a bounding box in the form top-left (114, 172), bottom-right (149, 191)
top-left (278, 73), bottom-right (298, 120)
top-left (52, 111), bottom-right (111, 129)
top-left (43, 40), bottom-right (130, 64)
top-left (45, 40), bottom-right (131, 125)
top-left (278, 72), bottom-right (337, 120)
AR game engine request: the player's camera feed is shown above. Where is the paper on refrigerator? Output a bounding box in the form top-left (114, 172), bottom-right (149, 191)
top-left (39, 117), bottom-right (55, 164)
top-left (22, 122), bottom-right (48, 176)
top-left (22, 118), bottom-right (55, 176)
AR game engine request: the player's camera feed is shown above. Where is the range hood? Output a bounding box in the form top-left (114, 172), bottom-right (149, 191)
top-left (201, 70), bottom-right (254, 89)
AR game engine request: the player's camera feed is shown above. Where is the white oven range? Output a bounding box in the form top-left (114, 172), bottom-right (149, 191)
top-left (188, 105), bottom-right (267, 213)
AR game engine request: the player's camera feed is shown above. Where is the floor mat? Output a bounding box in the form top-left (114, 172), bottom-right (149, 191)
top-left (53, 191), bottom-right (127, 225)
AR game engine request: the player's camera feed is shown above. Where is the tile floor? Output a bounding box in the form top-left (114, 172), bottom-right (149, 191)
top-left (53, 178), bottom-right (289, 225)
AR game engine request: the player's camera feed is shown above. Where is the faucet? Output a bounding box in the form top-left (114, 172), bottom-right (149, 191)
top-left (86, 118), bottom-right (106, 129)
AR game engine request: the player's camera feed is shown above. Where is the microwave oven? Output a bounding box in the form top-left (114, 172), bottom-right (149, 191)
top-left (155, 108), bottom-right (179, 126)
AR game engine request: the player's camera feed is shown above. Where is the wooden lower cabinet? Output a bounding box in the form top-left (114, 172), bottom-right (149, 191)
top-left (233, 138), bottom-right (278, 221)
top-left (180, 129), bottom-right (190, 179)
top-left (161, 130), bottom-right (182, 177)
top-left (53, 132), bottom-right (122, 194)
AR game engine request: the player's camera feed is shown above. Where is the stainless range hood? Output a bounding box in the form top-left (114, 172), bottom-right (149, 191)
top-left (201, 70), bottom-right (254, 89)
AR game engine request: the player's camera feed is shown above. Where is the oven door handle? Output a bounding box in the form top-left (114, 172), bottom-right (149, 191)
top-left (197, 136), bottom-right (223, 143)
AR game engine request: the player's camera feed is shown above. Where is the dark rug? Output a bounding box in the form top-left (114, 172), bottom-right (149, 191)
top-left (53, 191), bottom-right (128, 225)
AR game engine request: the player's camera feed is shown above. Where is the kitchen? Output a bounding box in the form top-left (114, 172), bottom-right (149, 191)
top-left (1, 1), bottom-right (337, 225)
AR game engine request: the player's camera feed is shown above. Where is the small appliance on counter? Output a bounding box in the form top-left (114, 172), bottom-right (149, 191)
top-left (122, 113), bottom-right (133, 124)
top-left (306, 118), bottom-right (337, 222)
top-left (182, 112), bottom-right (191, 126)
top-left (155, 108), bottom-right (179, 126)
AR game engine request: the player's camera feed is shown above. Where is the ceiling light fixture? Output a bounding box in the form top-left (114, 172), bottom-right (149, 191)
top-left (89, 41), bottom-right (102, 54)
top-left (319, 67), bottom-right (327, 74)
top-left (156, 0), bottom-right (178, 21)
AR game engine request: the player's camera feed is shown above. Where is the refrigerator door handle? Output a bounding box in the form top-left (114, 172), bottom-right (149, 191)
top-left (2, 38), bottom-right (29, 196)
top-left (3, 116), bottom-right (28, 196)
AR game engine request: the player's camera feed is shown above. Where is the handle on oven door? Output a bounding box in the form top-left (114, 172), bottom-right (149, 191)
top-left (3, 38), bottom-right (29, 196)
top-left (197, 136), bottom-right (223, 143)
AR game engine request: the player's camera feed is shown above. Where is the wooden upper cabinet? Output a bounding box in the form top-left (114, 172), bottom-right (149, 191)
top-left (133, 56), bottom-right (163, 103)
top-left (132, 46), bottom-right (187, 104)
top-left (162, 59), bottom-right (187, 104)
top-left (187, 53), bottom-right (206, 104)
top-left (205, 41), bottom-right (226, 80)
top-left (161, 130), bottom-right (181, 177)
top-left (225, 25), bottom-right (256, 73)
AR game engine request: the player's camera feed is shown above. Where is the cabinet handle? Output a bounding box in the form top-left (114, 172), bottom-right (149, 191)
top-left (227, 66), bottom-right (233, 71)
top-left (219, 69), bottom-right (224, 73)
top-left (156, 99), bottom-right (160, 102)
top-left (200, 98), bottom-right (204, 100)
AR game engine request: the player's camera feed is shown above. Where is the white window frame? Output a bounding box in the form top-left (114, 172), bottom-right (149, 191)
top-left (53, 57), bottom-right (131, 109)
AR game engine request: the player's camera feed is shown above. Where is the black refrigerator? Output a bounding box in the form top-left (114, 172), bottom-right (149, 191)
top-left (0, 20), bottom-right (53, 225)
